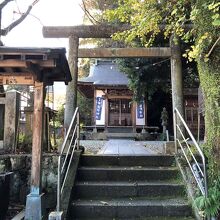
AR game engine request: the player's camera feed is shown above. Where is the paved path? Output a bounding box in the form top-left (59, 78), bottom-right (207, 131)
top-left (97, 139), bottom-right (165, 155)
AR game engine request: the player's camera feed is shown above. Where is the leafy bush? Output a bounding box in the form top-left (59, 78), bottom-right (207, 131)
top-left (17, 134), bottom-right (32, 153)
top-left (195, 177), bottom-right (220, 217)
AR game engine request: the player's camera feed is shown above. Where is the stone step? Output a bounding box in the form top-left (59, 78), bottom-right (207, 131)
top-left (71, 198), bottom-right (192, 218)
top-left (106, 133), bottom-right (136, 139)
top-left (77, 167), bottom-right (179, 181)
top-left (107, 127), bottom-right (134, 133)
top-left (74, 181), bottom-right (185, 199)
top-left (74, 217), bottom-right (195, 220)
top-left (80, 155), bottom-right (175, 167)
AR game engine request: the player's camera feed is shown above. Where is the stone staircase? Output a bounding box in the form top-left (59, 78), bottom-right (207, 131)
top-left (68, 155), bottom-right (194, 220)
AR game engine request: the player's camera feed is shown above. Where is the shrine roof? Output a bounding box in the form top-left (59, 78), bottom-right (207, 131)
top-left (0, 46), bottom-right (71, 85)
top-left (78, 60), bottom-right (128, 86)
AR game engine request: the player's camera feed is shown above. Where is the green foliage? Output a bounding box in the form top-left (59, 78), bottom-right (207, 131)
top-left (104, 0), bottom-right (192, 46)
top-left (79, 58), bottom-right (92, 78)
top-left (116, 58), bottom-right (171, 101)
top-left (104, 0), bottom-right (219, 62)
top-left (208, 2), bottom-right (220, 26)
top-left (195, 177), bottom-right (220, 217)
top-left (77, 92), bottom-right (93, 126)
top-left (54, 105), bottom-right (65, 128)
top-left (117, 56), bottom-right (199, 101)
top-left (17, 134), bottom-right (32, 153)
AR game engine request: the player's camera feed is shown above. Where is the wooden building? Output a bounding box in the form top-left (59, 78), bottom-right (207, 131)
top-left (184, 88), bottom-right (205, 138)
top-left (78, 60), bottom-right (146, 132)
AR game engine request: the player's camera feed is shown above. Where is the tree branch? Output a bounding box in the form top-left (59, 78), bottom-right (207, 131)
top-left (207, 35), bottom-right (220, 57)
top-left (0, 0), bottom-right (13, 10)
top-left (80, 0), bottom-right (100, 25)
top-left (1, 0), bottom-right (40, 36)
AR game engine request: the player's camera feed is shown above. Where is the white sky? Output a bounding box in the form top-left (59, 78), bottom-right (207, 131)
top-left (1, 0), bottom-right (84, 109)
top-left (2, 0), bottom-right (84, 47)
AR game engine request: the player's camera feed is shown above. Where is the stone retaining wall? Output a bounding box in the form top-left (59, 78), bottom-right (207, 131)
top-left (0, 153), bottom-right (59, 209)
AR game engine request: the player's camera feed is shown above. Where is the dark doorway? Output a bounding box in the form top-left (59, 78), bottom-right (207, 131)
top-left (108, 99), bottom-right (132, 126)
top-left (0, 104), bottom-right (4, 140)
top-left (147, 90), bottom-right (173, 133)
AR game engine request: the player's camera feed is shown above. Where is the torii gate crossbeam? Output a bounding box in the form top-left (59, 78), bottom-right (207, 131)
top-left (78, 48), bottom-right (171, 58)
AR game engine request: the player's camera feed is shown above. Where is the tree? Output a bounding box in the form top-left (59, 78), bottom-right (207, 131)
top-left (0, 0), bottom-right (39, 43)
top-left (117, 55), bottom-right (199, 102)
top-left (104, 0), bottom-right (220, 182)
top-left (79, 0), bottom-right (117, 24)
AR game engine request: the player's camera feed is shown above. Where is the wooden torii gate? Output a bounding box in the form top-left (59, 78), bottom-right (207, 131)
top-left (43, 25), bottom-right (184, 130)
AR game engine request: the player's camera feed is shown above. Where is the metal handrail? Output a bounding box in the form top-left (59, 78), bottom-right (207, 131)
top-left (57, 107), bottom-right (80, 212)
top-left (174, 108), bottom-right (208, 197)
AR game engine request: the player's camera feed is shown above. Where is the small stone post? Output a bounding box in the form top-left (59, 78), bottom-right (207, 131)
top-left (0, 98), bottom-right (5, 147)
top-left (161, 107), bottom-right (168, 140)
top-left (3, 90), bottom-right (20, 152)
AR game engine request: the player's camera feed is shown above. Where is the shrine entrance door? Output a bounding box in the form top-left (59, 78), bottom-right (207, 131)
top-left (108, 99), bottom-right (132, 126)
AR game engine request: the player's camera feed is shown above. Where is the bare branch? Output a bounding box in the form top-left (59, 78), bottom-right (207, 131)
top-left (1, 0), bottom-right (40, 36)
top-left (207, 35), bottom-right (220, 57)
top-left (79, 4), bottom-right (95, 25)
top-left (80, 0), bottom-right (100, 25)
top-left (0, 0), bottom-right (13, 10)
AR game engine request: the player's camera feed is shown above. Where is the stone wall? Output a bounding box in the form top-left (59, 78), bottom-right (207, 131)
top-left (0, 153), bottom-right (59, 209)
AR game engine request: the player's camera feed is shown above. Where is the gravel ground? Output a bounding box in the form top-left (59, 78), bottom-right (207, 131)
top-left (141, 141), bottom-right (165, 154)
top-left (80, 140), bottom-right (107, 154)
top-left (80, 140), bottom-right (165, 155)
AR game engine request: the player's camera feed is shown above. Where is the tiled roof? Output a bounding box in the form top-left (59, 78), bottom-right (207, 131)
top-left (79, 60), bottom-right (128, 86)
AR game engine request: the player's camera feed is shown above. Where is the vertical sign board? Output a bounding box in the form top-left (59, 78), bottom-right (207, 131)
top-left (137, 100), bottom-right (144, 119)
top-left (96, 97), bottom-right (103, 120)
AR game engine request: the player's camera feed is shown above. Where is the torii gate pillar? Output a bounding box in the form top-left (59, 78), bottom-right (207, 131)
top-left (170, 35), bottom-right (184, 139)
top-left (64, 36), bottom-right (79, 131)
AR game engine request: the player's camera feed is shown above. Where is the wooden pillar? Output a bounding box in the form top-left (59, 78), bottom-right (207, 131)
top-left (0, 102), bottom-right (4, 148)
top-left (93, 89), bottom-right (96, 126)
top-left (105, 96), bottom-right (108, 132)
top-left (144, 99), bottom-right (147, 127)
top-left (64, 35), bottom-right (79, 131)
top-left (170, 35), bottom-right (184, 136)
top-left (25, 81), bottom-right (45, 220)
top-left (92, 89), bottom-right (97, 133)
top-left (132, 102), bottom-right (136, 132)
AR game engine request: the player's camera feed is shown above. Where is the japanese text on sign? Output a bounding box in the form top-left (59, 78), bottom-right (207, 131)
top-left (137, 100), bottom-right (144, 119)
top-left (96, 97), bottom-right (103, 120)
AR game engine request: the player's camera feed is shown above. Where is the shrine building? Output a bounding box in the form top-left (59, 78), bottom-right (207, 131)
top-left (78, 59), bottom-right (204, 137)
top-left (78, 60), bottom-right (146, 132)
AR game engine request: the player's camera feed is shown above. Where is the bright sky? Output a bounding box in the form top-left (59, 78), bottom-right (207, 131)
top-left (1, 0), bottom-right (84, 109)
top-left (2, 0), bottom-right (84, 47)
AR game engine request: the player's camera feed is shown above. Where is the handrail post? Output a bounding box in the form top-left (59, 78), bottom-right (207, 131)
top-left (52, 107), bottom-right (80, 219)
top-left (203, 161), bottom-right (208, 198)
top-left (57, 156), bottom-right (61, 212)
top-left (77, 111), bottom-right (80, 150)
top-left (174, 107), bottom-right (208, 200)
top-left (173, 109), bottom-right (178, 154)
